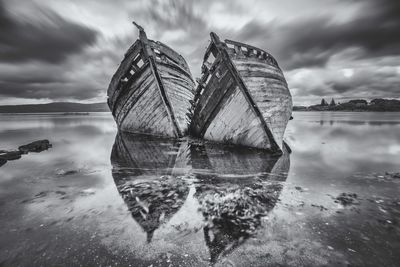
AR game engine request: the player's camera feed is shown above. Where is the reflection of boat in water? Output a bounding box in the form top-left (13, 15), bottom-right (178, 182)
top-left (111, 133), bottom-right (290, 263)
top-left (115, 176), bottom-right (189, 243)
top-left (111, 133), bottom-right (190, 242)
top-left (107, 22), bottom-right (195, 138)
top-left (191, 143), bottom-right (290, 264)
top-left (189, 141), bottom-right (289, 181)
top-left (111, 132), bottom-right (185, 177)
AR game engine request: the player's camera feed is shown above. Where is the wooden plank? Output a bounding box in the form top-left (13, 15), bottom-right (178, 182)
top-left (113, 64), bottom-right (153, 119)
top-left (150, 41), bottom-right (191, 74)
top-left (151, 39), bottom-right (196, 136)
top-left (231, 56), bottom-right (292, 149)
top-left (120, 80), bottom-right (175, 137)
top-left (116, 68), bottom-right (155, 126)
top-left (190, 62), bottom-right (236, 136)
top-left (136, 27), bottom-right (182, 138)
top-left (107, 40), bottom-right (142, 111)
top-left (204, 86), bottom-right (272, 150)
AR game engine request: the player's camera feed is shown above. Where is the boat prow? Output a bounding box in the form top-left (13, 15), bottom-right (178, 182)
top-left (107, 22), bottom-right (195, 138)
top-left (190, 32), bottom-right (292, 153)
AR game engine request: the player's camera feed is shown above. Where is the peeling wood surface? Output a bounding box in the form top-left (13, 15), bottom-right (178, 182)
top-left (156, 57), bottom-right (195, 135)
top-left (190, 32), bottom-right (292, 152)
top-left (107, 40), bottom-right (142, 113)
top-left (204, 85), bottom-right (272, 149)
top-left (107, 29), bottom-right (195, 138)
top-left (232, 57), bottom-right (292, 149)
top-left (120, 71), bottom-right (174, 136)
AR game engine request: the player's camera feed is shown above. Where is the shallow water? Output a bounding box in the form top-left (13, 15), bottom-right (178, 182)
top-left (0, 112), bottom-right (399, 267)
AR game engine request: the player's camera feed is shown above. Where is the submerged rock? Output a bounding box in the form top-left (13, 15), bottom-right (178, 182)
top-left (0, 158), bottom-right (6, 167)
top-left (18, 139), bottom-right (52, 154)
top-left (0, 151), bottom-right (22, 161)
top-left (0, 140), bottom-right (52, 168)
top-left (56, 169), bottom-right (79, 176)
top-left (334, 193), bottom-right (359, 206)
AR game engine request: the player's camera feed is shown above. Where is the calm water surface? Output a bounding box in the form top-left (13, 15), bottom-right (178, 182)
top-left (0, 112), bottom-right (399, 266)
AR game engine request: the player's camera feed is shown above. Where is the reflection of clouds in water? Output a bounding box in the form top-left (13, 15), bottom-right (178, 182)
top-left (314, 120), bottom-right (400, 126)
top-left (0, 113), bottom-right (115, 132)
top-left (388, 144), bottom-right (400, 155)
top-left (0, 113), bottom-right (117, 208)
top-left (288, 112), bottom-right (400, 174)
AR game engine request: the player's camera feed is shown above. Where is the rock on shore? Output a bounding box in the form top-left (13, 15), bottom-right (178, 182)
top-left (0, 140), bottom-right (52, 168)
top-left (0, 151), bottom-right (22, 161)
top-left (18, 139), bottom-right (52, 154)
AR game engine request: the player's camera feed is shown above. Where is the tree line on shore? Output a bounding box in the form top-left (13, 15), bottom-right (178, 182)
top-left (294, 98), bottom-right (400, 111)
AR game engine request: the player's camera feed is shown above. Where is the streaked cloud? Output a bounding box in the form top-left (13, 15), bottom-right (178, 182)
top-left (0, 0), bottom-right (398, 105)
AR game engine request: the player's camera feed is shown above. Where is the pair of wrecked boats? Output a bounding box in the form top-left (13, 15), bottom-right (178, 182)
top-left (108, 23), bottom-right (292, 154)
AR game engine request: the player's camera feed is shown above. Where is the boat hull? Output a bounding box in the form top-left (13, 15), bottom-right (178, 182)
top-left (231, 57), bottom-right (292, 148)
top-left (108, 32), bottom-right (195, 138)
top-left (190, 33), bottom-right (292, 153)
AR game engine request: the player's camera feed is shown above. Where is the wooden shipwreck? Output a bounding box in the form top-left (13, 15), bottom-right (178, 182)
top-left (107, 22), bottom-right (195, 138)
top-left (190, 32), bottom-right (292, 153)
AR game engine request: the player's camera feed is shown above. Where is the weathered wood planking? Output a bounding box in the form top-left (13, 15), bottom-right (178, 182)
top-left (190, 32), bottom-right (292, 153)
top-left (156, 60), bottom-right (195, 135)
top-left (120, 77), bottom-right (174, 136)
top-left (204, 86), bottom-right (272, 149)
top-left (107, 24), bottom-right (195, 138)
top-left (231, 58), bottom-right (292, 149)
top-left (107, 40), bottom-right (143, 113)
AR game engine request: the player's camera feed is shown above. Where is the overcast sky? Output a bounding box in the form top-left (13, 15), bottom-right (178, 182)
top-left (0, 0), bottom-right (399, 105)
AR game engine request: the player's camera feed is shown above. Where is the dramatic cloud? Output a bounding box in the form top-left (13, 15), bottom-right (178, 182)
top-left (0, 1), bottom-right (98, 64)
top-left (220, 0), bottom-right (400, 70)
top-left (0, 0), bottom-right (398, 105)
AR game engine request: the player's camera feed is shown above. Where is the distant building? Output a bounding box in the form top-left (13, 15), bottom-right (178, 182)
top-left (348, 99), bottom-right (367, 105)
top-left (348, 99), bottom-right (367, 107)
top-left (320, 98), bottom-right (328, 106)
top-left (330, 98), bottom-right (336, 106)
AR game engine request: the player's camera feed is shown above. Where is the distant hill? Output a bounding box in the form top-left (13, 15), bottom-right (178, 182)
top-left (0, 102), bottom-right (109, 113)
top-left (293, 98), bottom-right (400, 112)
